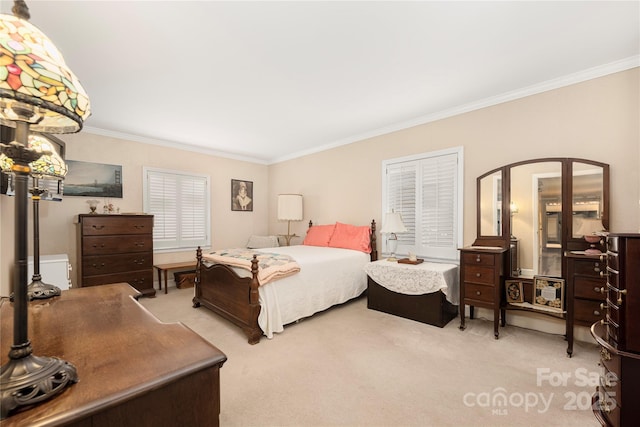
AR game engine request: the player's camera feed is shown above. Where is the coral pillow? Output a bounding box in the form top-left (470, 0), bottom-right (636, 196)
top-left (302, 224), bottom-right (336, 247)
top-left (328, 222), bottom-right (371, 253)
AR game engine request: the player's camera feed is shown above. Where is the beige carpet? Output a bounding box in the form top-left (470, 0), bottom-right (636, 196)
top-left (140, 287), bottom-right (601, 427)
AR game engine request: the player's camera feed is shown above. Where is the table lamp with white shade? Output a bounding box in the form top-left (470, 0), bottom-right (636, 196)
top-left (381, 211), bottom-right (407, 261)
top-left (277, 194), bottom-right (303, 246)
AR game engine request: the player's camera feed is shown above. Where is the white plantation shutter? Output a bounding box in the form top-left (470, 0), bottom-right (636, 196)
top-left (144, 168), bottom-right (210, 250)
top-left (385, 161), bottom-right (417, 247)
top-left (383, 147), bottom-right (462, 261)
top-left (420, 153), bottom-right (457, 257)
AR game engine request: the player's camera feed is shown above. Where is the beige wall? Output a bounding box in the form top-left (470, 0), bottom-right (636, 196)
top-left (266, 68), bottom-right (639, 339)
top-left (1, 134), bottom-right (268, 295)
top-left (1, 68), bottom-right (638, 302)
top-left (268, 69), bottom-right (640, 244)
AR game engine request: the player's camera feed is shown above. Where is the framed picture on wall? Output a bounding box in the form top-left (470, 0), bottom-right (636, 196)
top-left (231, 179), bottom-right (253, 211)
top-left (533, 276), bottom-right (565, 312)
top-left (65, 160), bottom-right (123, 198)
top-left (505, 280), bottom-right (524, 304)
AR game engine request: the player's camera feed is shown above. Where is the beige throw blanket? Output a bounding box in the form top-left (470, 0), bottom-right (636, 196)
top-left (202, 249), bottom-right (300, 285)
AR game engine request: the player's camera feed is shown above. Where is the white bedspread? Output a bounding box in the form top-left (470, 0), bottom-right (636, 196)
top-left (231, 245), bottom-right (370, 339)
top-left (363, 259), bottom-right (459, 305)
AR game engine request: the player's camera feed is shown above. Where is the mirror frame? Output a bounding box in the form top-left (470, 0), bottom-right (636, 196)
top-left (474, 157), bottom-right (609, 279)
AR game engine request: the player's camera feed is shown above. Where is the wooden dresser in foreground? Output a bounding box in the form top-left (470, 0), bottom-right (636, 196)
top-left (77, 214), bottom-right (155, 297)
top-left (591, 233), bottom-right (640, 427)
top-left (1, 283), bottom-right (227, 426)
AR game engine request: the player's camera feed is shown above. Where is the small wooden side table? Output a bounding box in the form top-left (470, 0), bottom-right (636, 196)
top-left (154, 261), bottom-right (197, 294)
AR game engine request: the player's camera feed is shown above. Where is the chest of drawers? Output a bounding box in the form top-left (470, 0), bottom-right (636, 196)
top-left (603, 234), bottom-right (640, 353)
top-left (459, 246), bottom-right (507, 339)
top-left (565, 253), bottom-right (607, 356)
top-left (591, 233), bottom-right (640, 427)
top-left (78, 214), bottom-right (155, 297)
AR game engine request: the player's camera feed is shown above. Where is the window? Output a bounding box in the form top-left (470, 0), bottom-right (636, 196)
top-left (382, 147), bottom-right (463, 261)
top-left (143, 167), bottom-right (210, 251)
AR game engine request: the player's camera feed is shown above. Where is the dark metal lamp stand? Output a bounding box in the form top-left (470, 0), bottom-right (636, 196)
top-left (27, 181), bottom-right (61, 299)
top-left (0, 121), bottom-right (77, 419)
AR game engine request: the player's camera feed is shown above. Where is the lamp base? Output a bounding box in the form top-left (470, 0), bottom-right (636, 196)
top-left (27, 279), bottom-right (61, 300)
top-left (9, 280), bottom-right (61, 302)
top-left (0, 352), bottom-right (78, 419)
top-left (280, 234), bottom-right (298, 246)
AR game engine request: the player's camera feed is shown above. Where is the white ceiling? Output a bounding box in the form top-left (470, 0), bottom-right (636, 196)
top-left (10, 1), bottom-right (640, 164)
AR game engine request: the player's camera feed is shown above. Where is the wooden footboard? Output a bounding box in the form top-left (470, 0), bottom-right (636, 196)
top-left (194, 220), bottom-right (377, 344)
top-left (193, 247), bottom-right (263, 344)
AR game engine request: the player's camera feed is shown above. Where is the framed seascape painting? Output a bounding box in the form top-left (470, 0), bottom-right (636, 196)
top-left (231, 179), bottom-right (253, 211)
top-left (533, 276), bottom-right (565, 312)
top-left (65, 160), bottom-right (123, 198)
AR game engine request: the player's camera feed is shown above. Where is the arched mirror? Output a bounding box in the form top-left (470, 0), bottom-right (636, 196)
top-left (475, 158), bottom-right (609, 280)
top-left (510, 161), bottom-right (563, 277)
top-left (478, 169), bottom-right (503, 237)
top-left (571, 161), bottom-right (606, 240)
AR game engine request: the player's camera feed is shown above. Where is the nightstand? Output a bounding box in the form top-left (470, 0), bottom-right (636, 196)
top-left (458, 246), bottom-right (508, 339)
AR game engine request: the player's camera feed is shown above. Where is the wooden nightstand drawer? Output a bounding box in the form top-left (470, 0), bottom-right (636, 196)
top-left (464, 283), bottom-right (494, 304)
top-left (464, 265), bottom-right (495, 285)
top-left (573, 258), bottom-right (606, 276)
top-left (574, 276), bottom-right (606, 300)
top-left (462, 252), bottom-right (495, 267)
top-left (574, 298), bottom-right (605, 324)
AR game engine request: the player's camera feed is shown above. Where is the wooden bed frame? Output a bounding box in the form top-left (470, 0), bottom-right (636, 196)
top-left (193, 220), bottom-right (378, 344)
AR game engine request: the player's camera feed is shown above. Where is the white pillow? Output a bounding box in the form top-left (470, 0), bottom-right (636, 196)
top-left (246, 235), bottom-right (280, 249)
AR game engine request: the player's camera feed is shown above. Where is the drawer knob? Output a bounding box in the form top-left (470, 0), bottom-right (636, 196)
top-left (593, 310), bottom-right (600, 316)
top-left (91, 262), bottom-right (105, 268)
top-left (599, 254), bottom-right (606, 261)
top-left (91, 225), bottom-right (105, 230)
top-left (476, 291), bottom-right (481, 296)
top-left (598, 287), bottom-right (606, 294)
top-left (600, 319), bottom-right (608, 326)
top-left (599, 271), bottom-right (608, 278)
top-left (475, 256), bottom-right (481, 262)
top-left (617, 289), bottom-right (627, 304)
top-left (134, 225), bottom-right (145, 230)
top-left (135, 242), bottom-right (145, 247)
top-left (599, 303), bottom-right (608, 312)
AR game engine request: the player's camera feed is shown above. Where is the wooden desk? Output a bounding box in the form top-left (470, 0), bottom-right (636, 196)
top-left (154, 261), bottom-right (197, 294)
top-left (1, 283), bottom-right (227, 426)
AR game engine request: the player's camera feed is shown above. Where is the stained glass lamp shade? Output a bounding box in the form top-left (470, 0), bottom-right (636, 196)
top-left (0, 13), bottom-right (91, 132)
top-left (0, 133), bottom-right (67, 177)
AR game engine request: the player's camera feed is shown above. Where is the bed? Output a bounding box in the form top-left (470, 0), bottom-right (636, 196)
top-left (364, 260), bottom-right (459, 327)
top-left (193, 220), bottom-right (378, 344)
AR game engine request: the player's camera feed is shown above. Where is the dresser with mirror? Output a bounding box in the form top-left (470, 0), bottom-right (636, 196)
top-left (460, 158), bottom-right (609, 355)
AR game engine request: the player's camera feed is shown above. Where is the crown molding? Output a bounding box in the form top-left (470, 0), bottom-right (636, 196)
top-left (272, 56), bottom-right (640, 164)
top-left (85, 56), bottom-right (638, 165)
top-left (81, 126), bottom-right (270, 165)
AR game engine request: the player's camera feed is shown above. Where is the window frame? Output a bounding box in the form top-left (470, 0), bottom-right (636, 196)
top-left (381, 146), bottom-right (464, 262)
top-left (142, 167), bottom-right (211, 252)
